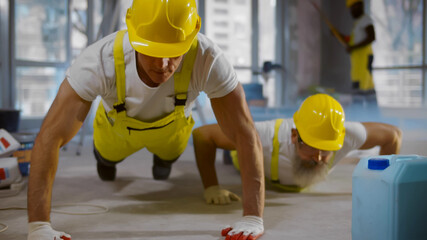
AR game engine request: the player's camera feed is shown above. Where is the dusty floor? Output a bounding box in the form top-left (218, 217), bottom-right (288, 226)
top-left (1, 99), bottom-right (427, 239)
top-left (1, 131), bottom-right (426, 240)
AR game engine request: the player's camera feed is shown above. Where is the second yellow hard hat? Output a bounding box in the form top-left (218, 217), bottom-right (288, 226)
top-left (293, 94), bottom-right (346, 151)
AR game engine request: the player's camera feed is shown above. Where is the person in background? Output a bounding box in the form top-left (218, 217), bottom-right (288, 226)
top-left (341, 0), bottom-right (376, 98)
top-left (27, 0), bottom-right (265, 239)
top-left (193, 94), bottom-right (401, 195)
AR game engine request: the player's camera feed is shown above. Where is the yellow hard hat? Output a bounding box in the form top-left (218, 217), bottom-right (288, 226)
top-left (126, 0), bottom-right (201, 58)
top-left (293, 94), bottom-right (346, 151)
top-left (346, 0), bottom-right (363, 8)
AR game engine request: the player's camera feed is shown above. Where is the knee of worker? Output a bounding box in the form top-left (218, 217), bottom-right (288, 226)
top-left (152, 151), bottom-right (182, 162)
top-left (154, 154), bottom-right (180, 163)
top-left (93, 144), bottom-right (124, 166)
top-left (192, 126), bottom-right (211, 145)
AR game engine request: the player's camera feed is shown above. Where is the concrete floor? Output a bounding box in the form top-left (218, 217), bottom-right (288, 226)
top-left (1, 130), bottom-right (426, 240)
top-left (2, 98), bottom-right (427, 239)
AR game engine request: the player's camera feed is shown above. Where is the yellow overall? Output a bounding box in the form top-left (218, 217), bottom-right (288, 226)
top-left (93, 30), bottom-right (197, 162)
top-left (231, 119), bottom-right (335, 192)
top-left (350, 33), bottom-right (374, 91)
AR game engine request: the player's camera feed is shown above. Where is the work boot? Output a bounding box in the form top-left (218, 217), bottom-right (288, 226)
top-left (93, 146), bottom-right (117, 181)
top-left (152, 154), bottom-right (179, 180)
top-left (96, 162), bottom-right (116, 181)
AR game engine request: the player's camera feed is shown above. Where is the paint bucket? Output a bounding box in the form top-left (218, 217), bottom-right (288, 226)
top-left (0, 157), bottom-right (22, 189)
top-left (12, 132), bottom-right (36, 176)
top-left (352, 155), bottom-right (427, 240)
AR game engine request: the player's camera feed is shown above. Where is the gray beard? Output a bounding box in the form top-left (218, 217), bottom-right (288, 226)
top-left (291, 154), bottom-right (330, 188)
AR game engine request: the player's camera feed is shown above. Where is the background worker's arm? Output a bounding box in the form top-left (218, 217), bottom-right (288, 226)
top-left (348, 25), bottom-right (376, 52)
top-left (210, 83), bottom-right (264, 239)
top-left (28, 79), bottom-right (91, 223)
top-left (193, 124), bottom-right (241, 205)
top-left (193, 124), bottom-right (235, 188)
top-left (359, 122), bottom-right (402, 154)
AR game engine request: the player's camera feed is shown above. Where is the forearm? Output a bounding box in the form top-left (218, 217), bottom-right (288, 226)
top-left (210, 84), bottom-right (265, 217)
top-left (193, 128), bottom-right (220, 189)
top-left (27, 79), bottom-right (90, 222)
top-left (235, 134), bottom-right (264, 217)
top-left (28, 134), bottom-right (61, 222)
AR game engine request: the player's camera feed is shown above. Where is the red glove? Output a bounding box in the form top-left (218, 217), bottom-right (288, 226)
top-left (221, 216), bottom-right (264, 240)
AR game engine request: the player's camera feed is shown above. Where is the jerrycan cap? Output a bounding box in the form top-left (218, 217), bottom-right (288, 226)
top-left (368, 158), bottom-right (390, 170)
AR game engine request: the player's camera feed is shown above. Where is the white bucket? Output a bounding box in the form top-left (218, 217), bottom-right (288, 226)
top-left (0, 157), bottom-right (22, 189)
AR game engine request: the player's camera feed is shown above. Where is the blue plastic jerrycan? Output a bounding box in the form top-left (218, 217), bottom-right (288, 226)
top-left (352, 155), bottom-right (427, 240)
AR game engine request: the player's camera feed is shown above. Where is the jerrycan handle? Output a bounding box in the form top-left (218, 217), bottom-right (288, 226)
top-left (368, 158), bottom-right (390, 170)
top-left (394, 154), bottom-right (419, 162)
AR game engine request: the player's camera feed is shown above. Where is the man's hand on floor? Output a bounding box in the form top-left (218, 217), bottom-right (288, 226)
top-left (28, 222), bottom-right (71, 240)
top-left (204, 185), bottom-right (241, 205)
top-left (221, 216), bottom-right (264, 240)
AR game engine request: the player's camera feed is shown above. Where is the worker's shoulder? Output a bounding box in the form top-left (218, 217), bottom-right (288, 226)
top-left (80, 32), bottom-right (118, 58)
top-left (196, 33), bottom-right (225, 58)
top-left (344, 121), bottom-right (366, 137)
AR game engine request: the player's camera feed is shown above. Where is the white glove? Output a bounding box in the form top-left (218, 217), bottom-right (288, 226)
top-left (221, 216), bottom-right (264, 240)
top-left (203, 185), bottom-right (241, 205)
top-left (28, 222), bottom-right (71, 240)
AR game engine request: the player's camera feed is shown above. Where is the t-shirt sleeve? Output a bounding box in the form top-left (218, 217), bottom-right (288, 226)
top-left (202, 52), bottom-right (239, 99)
top-left (65, 40), bottom-right (114, 102)
top-left (345, 122), bottom-right (367, 150)
top-left (361, 15), bottom-right (374, 29)
top-left (334, 122), bottom-right (368, 164)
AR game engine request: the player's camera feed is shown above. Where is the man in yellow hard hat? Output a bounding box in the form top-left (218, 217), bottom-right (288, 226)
top-left (193, 94), bottom-right (402, 195)
top-left (27, 0), bottom-right (264, 239)
top-left (340, 0), bottom-right (376, 98)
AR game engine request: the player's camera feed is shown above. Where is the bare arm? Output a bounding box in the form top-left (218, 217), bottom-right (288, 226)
top-left (28, 79), bottom-right (92, 222)
top-left (192, 124), bottom-right (236, 189)
top-left (359, 122), bottom-right (402, 155)
top-left (209, 83), bottom-right (264, 217)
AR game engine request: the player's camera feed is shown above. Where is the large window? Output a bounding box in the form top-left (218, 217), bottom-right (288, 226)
top-left (205, 0), bottom-right (252, 83)
top-left (371, 0), bottom-right (425, 107)
top-left (13, 0), bottom-right (69, 117)
top-left (13, 0), bottom-right (103, 118)
top-left (15, 0), bottom-right (68, 62)
top-left (258, 0), bottom-right (277, 107)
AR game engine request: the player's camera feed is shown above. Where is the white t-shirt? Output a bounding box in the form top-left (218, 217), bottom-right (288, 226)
top-left (352, 14), bottom-right (374, 44)
top-left (255, 119), bottom-right (367, 185)
top-left (66, 32), bottom-right (238, 122)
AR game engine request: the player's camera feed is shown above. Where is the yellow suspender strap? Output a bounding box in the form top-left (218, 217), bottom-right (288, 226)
top-left (271, 118), bottom-right (284, 183)
top-left (328, 152), bottom-right (336, 169)
top-left (174, 37), bottom-right (198, 108)
top-left (113, 30), bottom-right (127, 111)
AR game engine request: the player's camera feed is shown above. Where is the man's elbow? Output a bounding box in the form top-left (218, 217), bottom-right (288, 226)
top-left (394, 126), bottom-right (402, 143)
top-left (390, 126), bottom-right (403, 154)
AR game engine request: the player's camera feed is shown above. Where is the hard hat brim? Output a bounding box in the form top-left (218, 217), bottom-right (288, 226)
top-left (126, 17), bottom-right (201, 58)
top-left (298, 127), bottom-right (346, 152)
